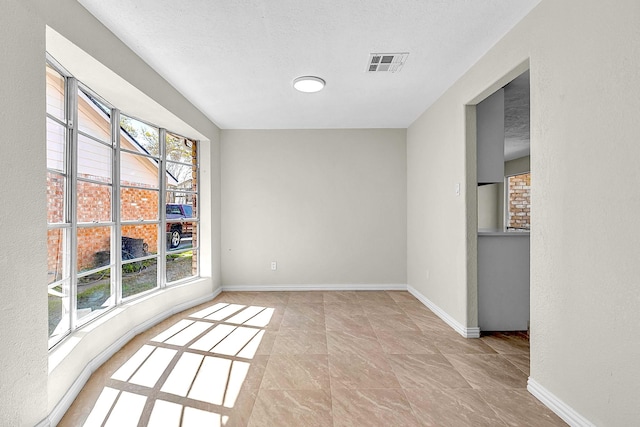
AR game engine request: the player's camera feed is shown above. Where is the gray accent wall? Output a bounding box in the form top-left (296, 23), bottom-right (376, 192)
top-left (221, 129), bottom-right (407, 287)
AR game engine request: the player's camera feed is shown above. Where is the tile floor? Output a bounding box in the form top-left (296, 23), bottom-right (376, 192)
top-left (59, 291), bottom-right (567, 426)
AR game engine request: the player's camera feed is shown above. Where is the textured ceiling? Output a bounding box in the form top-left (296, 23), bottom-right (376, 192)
top-left (504, 70), bottom-right (530, 161)
top-left (79, 0), bottom-right (540, 129)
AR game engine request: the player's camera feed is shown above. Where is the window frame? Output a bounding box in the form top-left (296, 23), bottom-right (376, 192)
top-left (46, 57), bottom-right (73, 348)
top-left (165, 131), bottom-right (200, 285)
top-left (46, 55), bottom-right (201, 350)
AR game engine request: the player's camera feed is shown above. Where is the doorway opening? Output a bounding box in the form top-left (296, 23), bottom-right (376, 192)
top-left (472, 68), bottom-right (531, 342)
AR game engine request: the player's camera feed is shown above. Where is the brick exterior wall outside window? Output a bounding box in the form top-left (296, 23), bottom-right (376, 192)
top-left (48, 177), bottom-right (197, 273)
top-left (77, 178), bottom-right (112, 223)
top-left (45, 73), bottom-right (199, 278)
top-left (77, 226), bottom-right (111, 271)
top-left (77, 179), bottom-right (160, 270)
top-left (121, 185), bottom-right (159, 221)
top-left (47, 228), bottom-right (65, 283)
top-left (47, 172), bottom-right (65, 223)
top-left (47, 62), bottom-right (199, 346)
top-left (507, 172), bottom-right (531, 229)
top-left (47, 177), bottom-right (161, 272)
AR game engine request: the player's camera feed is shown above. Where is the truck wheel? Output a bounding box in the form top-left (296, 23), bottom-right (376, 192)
top-left (170, 229), bottom-right (181, 248)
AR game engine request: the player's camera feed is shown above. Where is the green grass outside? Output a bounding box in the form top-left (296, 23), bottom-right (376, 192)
top-left (48, 253), bottom-right (194, 336)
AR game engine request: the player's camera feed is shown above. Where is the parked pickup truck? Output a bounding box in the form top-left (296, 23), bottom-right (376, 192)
top-left (166, 203), bottom-right (194, 248)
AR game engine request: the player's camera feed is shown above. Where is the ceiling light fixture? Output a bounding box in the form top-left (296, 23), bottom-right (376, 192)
top-left (293, 76), bottom-right (325, 93)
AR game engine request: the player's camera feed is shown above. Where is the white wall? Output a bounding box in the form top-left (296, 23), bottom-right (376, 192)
top-left (408, 0), bottom-right (640, 425)
top-left (0, 1), bottom-right (222, 424)
top-left (221, 129), bottom-right (406, 287)
top-left (505, 155), bottom-right (530, 176)
top-left (476, 88), bottom-right (505, 183)
top-left (0, 2), bottom-right (48, 425)
top-left (477, 183), bottom-right (502, 230)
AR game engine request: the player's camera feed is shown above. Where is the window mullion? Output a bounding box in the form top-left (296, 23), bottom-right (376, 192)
top-left (195, 141), bottom-right (200, 278)
top-left (112, 108), bottom-right (122, 305)
top-left (48, 56), bottom-right (202, 347)
top-left (159, 128), bottom-right (167, 288)
top-left (67, 77), bottom-right (79, 331)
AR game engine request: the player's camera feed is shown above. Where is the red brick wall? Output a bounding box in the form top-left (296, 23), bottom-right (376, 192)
top-left (47, 228), bottom-right (64, 282)
top-left (77, 226), bottom-right (111, 271)
top-left (47, 171), bottom-right (65, 278)
top-left (121, 185), bottom-right (159, 221)
top-left (508, 173), bottom-right (531, 229)
top-left (122, 224), bottom-right (158, 254)
top-left (77, 179), bottom-right (111, 222)
top-left (48, 178), bottom-right (161, 271)
top-left (47, 146), bottom-right (198, 274)
top-left (47, 172), bottom-right (64, 223)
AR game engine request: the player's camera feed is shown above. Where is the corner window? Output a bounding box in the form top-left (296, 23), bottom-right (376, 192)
top-left (46, 57), bottom-right (200, 348)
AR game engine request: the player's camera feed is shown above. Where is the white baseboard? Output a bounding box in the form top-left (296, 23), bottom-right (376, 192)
top-left (527, 378), bottom-right (595, 427)
top-left (407, 285), bottom-right (481, 338)
top-left (38, 288), bottom-right (221, 427)
top-left (222, 283), bottom-right (407, 292)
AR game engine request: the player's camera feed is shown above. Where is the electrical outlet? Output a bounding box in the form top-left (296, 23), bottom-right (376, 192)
top-left (271, 261), bottom-right (277, 271)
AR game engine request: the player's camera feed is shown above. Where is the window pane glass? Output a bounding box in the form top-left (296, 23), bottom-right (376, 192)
top-left (47, 117), bottom-right (65, 172)
top-left (122, 258), bottom-right (158, 299)
top-left (78, 89), bottom-right (111, 143)
top-left (48, 279), bottom-right (70, 340)
top-left (77, 181), bottom-right (111, 223)
top-left (48, 228), bottom-right (68, 284)
top-left (77, 267), bottom-right (113, 322)
top-left (122, 224), bottom-right (158, 260)
top-left (121, 187), bottom-right (159, 221)
top-left (166, 161), bottom-right (196, 191)
top-left (166, 192), bottom-right (197, 215)
top-left (166, 221), bottom-right (197, 251)
top-left (507, 173), bottom-right (531, 230)
top-left (121, 151), bottom-right (159, 188)
top-left (167, 250), bottom-right (197, 283)
top-left (46, 64), bottom-right (65, 121)
top-left (166, 203), bottom-right (194, 219)
top-left (78, 134), bottom-right (112, 183)
top-left (166, 133), bottom-right (196, 165)
top-left (77, 226), bottom-right (111, 273)
top-left (47, 171), bottom-right (66, 224)
top-left (120, 115), bottom-right (159, 157)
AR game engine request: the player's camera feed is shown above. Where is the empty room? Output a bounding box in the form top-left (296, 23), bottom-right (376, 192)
top-left (1, 1), bottom-right (639, 426)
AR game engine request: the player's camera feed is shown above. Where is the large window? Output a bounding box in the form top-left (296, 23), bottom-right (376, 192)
top-left (46, 57), bottom-right (200, 348)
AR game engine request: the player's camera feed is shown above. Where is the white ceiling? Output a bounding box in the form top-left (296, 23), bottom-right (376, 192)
top-left (79, 0), bottom-right (540, 130)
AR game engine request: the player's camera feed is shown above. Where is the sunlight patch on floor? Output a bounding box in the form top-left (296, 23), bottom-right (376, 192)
top-left (82, 301), bottom-right (271, 426)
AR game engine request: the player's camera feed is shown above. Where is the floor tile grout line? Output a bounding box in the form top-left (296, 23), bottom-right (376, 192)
top-left (396, 384), bottom-right (425, 425)
top-left (60, 291), bottom-right (547, 426)
top-left (473, 388), bottom-right (517, 427)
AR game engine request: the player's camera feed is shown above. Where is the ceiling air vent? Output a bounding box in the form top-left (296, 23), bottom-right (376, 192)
top-left (367, 52), bottom-right (408, 73)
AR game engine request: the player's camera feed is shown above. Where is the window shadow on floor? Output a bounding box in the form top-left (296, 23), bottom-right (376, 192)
top-left (80, 302), bottom-right (274, 427)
